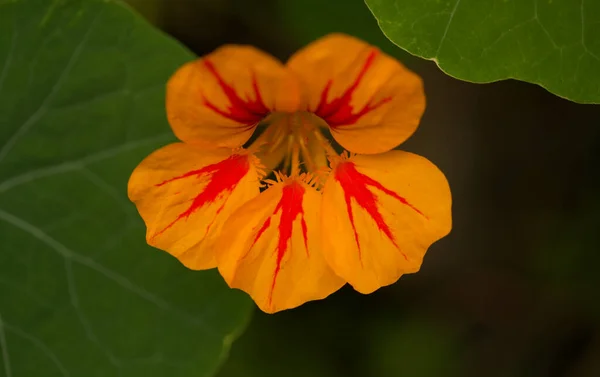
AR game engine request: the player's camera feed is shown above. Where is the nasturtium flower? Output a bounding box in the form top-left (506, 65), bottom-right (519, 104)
top-left (128, 33), bottom-right (452, 313)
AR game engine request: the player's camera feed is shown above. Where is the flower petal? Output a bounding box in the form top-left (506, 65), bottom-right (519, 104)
top-left (217, 178), bottom-right (344, 313)
top-left (167, 46), bottom-right (301, 147)
top-left (321, 151), bottom-right (451, 293)
top-left (287, 33), bottom-right (425, 154)
top-left (128, 143), bottom-right (260, 269)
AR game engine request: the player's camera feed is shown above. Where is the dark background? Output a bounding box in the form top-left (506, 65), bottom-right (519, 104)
top-left (126, 0), bottom-right (600, 376)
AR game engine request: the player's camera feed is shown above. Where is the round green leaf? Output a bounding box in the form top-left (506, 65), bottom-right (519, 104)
top-left (366, 0), bottom-right (600, 103)
top-left (0, 1), bottom-right (252, 376)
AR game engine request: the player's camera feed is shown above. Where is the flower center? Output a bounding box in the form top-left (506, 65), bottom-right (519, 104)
top-left (250, 111), bottom-right (337, 182)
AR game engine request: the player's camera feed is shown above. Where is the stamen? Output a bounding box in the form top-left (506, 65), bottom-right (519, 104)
top-left (248, 117), bottom-right (282, 154)
top-left (267, 121), bottom-right (287, 154)
top-left (297, 134), bottom-right (317, 173)
top-left (247, 111), bottom-right (340, 182)
top-left (311, 128), bottom-right (338, 158)
top-left (283, 134), bottom-right (294, 174)
top-left (291, 142), bottom-right (300, 177)
top-left (302, 172), bottom-right (320, 188)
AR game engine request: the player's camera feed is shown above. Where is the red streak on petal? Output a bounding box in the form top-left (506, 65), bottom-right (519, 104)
top-left (335, 161), bottom-right (425, 261)
top-left (251, 217), bottom-right (271, 249)
top-left (202, 60), bottom-right (269, 125)
top-left (300, 216), bottom-right (309, 257)
top-left (270, 182), bottom-right (308, 305)
top-left (203, 201), bottom-right (227, 239)
top-left (151, 154), bottom-right (250, 239)
top-left (251, 181), bottom-right (309, 306)
top-left (314, 50), bottom-right (392, 128)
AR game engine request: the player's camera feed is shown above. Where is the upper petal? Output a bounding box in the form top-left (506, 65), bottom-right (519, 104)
top-left (287, 33), bottom-right (425, 154)
top-left (167, 46), bottom-right (302, 147)
top-left (217, 178), bottom-right (344, 313)
top-left (128, 143), bottom-right (261, 269)
top-left (321, 151), bottom-right (451, 294)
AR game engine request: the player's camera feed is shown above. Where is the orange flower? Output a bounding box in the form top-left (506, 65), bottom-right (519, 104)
top-left (128, 33), bottom-right (452, 313)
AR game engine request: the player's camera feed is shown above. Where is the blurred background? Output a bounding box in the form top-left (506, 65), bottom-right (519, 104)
top-left (125, 0), bottom-right (600, 376)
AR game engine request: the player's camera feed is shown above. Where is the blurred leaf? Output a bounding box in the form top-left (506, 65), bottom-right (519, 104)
top-left (0, 1), bottom-right (252, 376)
top-left (534, 196), bottom-right (600, 316)
top-left (123, 0), bottom-right (163, 25)
top-left (367, 316), bottom-right (465, 377)
top-left (217, 305), bottom-right (345, 377)
top-left (366, 0), bottom-right (600, 103)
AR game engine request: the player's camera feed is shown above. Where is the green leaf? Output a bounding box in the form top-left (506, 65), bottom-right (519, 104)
top-left (123, 0), bottom-right (163, 25)
top-left (0, 1), bottom-right (252, 376)
top-left (366, 0), bottom-right (600, 103)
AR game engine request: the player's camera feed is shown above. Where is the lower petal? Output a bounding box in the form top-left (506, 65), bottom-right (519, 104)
top-left (217, 178), bottom-right (344, 313)
top-left (321, 151), bottom-right (452, 293)
top-left (128, 143), bottom-right (260, 269)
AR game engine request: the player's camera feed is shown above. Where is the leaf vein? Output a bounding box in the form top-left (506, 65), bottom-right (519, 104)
top-left (0, 313), bottom-right (13, 377)
top-left (0, 209), bottom-right (218, 337)
top-left (0, 8), bottom-right (101, 164)
top-left (435, 0), bottom-right (462, 58)
top-left (64, 259), bottom-right (123, 367)
top-left (80, 167), bottom-right (134, 216)
top-left (3, 320), bottom-right (70, 377)
top-left (0, 8), bottom-right (18, 94)
top-left (0, 132), bottom-right (172, 194)
top-left (581, 0), bottom-right (600, 62)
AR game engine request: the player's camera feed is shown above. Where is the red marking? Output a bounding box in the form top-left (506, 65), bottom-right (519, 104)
top-left (314, 50), bottom-right (392, 127)
top-left (203, 201), bottom-right (227, 240)
top-left (334, 161), bottom-right (426, 262)
top-left (251, 181), bottom-right (309, 306)
top-left (151, 154), bottom-right (250, 239)
top-left (202, 60), bottom-right (269, 125)
top-left (251, 218), bottom-right (271, 249)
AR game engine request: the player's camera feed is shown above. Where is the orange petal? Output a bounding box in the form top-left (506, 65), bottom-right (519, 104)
top-left (167, 46), bottom-right (301, 147)
top-left (128, 143), bottom-right (261, 269)
top-left (287, 33), bottom-right (425, 154)
top-left (217, 178), bottom-right (344, 313)
top-left (321, 151), bottom-right (451, 294)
